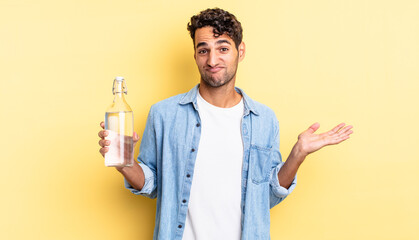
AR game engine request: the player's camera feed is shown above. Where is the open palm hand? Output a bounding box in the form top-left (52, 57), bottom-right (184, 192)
top-left (297, 122), bottom-right (353, 156)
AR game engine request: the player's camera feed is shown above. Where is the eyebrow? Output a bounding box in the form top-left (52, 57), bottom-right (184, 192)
top-left (196, 39), bottom-right (232, 49)
top-left (215, 39), bottom-right (232, 46)
top-left (196, 42), bottom-right (208, 48)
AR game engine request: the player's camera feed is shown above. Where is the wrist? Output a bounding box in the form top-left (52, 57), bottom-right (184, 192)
top-left (291, 141), bottom-right (308, 163)
top-left (116, 162), bottom-right (135, 173)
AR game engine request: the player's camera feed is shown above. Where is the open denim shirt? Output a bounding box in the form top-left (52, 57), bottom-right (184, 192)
top-left (124, 84), bottom-right (297, 239)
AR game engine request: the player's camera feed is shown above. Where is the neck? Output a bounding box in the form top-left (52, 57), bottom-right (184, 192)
top-left (114, 92), bottom-right (125, 101)
top-left (198, 79), bottom-right (242, 108)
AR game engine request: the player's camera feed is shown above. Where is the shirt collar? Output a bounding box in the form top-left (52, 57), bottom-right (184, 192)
top-left (178, 83), bottom-right (259, 116)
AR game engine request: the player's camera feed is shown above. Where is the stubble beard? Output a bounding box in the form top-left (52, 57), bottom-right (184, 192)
top-left (200, 61), bottom-right (239, 88)
top-left (201, 71), bottom-right (234, 88)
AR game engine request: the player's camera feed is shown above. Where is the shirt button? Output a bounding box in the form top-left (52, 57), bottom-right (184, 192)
top-left (196, 123), bottom-right (200, 127)
top-left (191, 148), bottom-right (195, 152)
top-left (186, 174), bottom-right (191, 178)
top-left (182, 199), bottom-right (186, 203)
top-left (178, 225), bottom-right (182, 228)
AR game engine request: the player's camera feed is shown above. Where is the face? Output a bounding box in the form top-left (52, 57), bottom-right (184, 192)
top-left (194, 26), bottom-right (245, 88)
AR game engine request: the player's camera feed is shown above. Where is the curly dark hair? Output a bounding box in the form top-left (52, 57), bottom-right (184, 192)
top-left (187, 8), bottom-right (243, 49)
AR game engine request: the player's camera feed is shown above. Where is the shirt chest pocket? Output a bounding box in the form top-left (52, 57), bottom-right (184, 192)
top-left (250, 145), bottom-right (272, 184)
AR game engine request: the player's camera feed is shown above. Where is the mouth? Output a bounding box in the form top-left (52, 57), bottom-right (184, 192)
top-left (206, 67), bottom-right (224, 73)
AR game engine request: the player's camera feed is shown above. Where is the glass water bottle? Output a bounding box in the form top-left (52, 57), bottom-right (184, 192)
top-left (104, 76), bottom-right (134, 167)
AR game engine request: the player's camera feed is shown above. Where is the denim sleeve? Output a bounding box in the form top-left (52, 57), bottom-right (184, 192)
top-left (124, 105), bottom-right (158, 199)
top-left (269, 120), bottom-right (297, 209)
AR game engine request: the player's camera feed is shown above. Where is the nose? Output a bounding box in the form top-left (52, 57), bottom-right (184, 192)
top-left (206, 50), bottom-right (218, 67)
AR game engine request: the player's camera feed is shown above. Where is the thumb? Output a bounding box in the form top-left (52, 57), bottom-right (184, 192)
top-left (133, 132), bottom-right (140, 143)
top-left (306, 122), bottom-right (320, 134)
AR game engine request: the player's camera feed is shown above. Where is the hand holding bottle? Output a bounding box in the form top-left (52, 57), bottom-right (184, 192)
top-left (98, 121), bottom-right (140, 168)
top-left (102, 76), bottom-right (136, 167)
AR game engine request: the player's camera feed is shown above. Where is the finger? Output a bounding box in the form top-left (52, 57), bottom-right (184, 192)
top-left (339, 130), bottom-right (353, 138)
top-left (98, 130), bottom-right (108, 139)
top-left (337, 132), bottom-right (351, 141)
top-left (98, 139), bottom-right (111, 147)
top-left (337, 126), bottom-right (353, 136)
top-left (99, 147), bottom-right (109, 156)
top-left (100, 121), bottom-right (105, 129)
top-left (306, 122), bottom-right (320, 134)
top-left (336, 135), bottom-right (350, 143)
top-left (328, 123), bottom-right (346, 135)
top-left (328, 134), bottom-right (350, 145)
top-left (133, 132), bottom-right (140, 142)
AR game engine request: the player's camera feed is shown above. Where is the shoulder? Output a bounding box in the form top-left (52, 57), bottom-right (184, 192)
top-left (244, 93), bottom-right (278, 123)
top-left (147, 92), bottom-right (188, 121)
top-left (243, 96), bottom-right (281, 148)
top-left (237, 86), bottom-right (278, 121)
top-left (244, 95), bottom-right (280, 135)
top-left (253, 100), bottom-right (278, 120)
top-left (152, 93), bottom-right (185, 110)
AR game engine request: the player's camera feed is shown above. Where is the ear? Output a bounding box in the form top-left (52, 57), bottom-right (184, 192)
top-left (238, 41), bottom-right (246, 62)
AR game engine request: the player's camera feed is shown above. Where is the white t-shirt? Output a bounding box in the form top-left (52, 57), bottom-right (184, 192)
top-left (183, 90), bottom-right (244, 240)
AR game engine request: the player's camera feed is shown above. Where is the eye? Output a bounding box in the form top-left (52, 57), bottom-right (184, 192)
top-left (198, 49), bottom-right (207, 54)
top-left (220, 47), bottom-right (229, 52)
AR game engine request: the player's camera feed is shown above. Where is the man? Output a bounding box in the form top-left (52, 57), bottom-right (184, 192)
top-left (98, 8), bottom-right (353, 240)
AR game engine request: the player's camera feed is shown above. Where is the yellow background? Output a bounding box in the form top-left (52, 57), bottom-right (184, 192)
top-left (1, 0), bottom-right (418, 239)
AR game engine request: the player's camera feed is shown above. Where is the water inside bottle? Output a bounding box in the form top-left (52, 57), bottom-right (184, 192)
top-left (104, 111), bottom-right (134, 167)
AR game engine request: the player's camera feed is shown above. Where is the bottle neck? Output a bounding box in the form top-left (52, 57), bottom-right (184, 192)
top-left (113, 92), bottom-right (126, 103)
top-left (113, 80), bottom-right (127, 103)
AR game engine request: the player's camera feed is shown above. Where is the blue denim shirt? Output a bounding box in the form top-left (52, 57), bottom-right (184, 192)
top-left (125, 84), bottom-right (297, 239)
